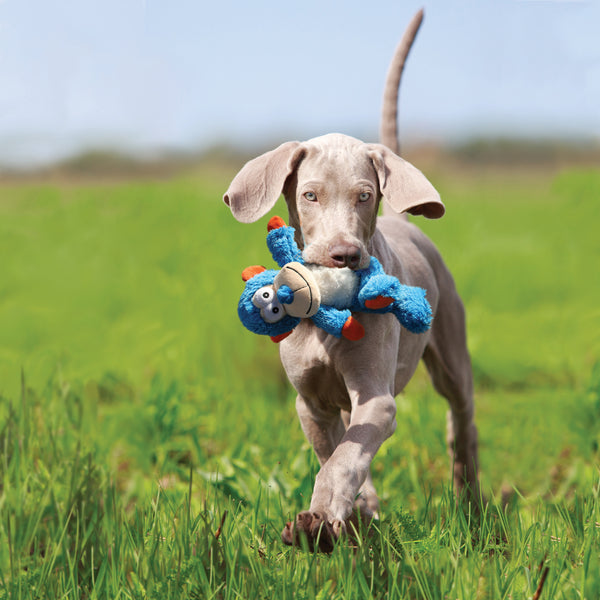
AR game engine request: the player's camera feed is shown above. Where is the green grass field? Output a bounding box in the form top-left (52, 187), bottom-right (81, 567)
top-left (0, 164), bottom-right (599, 598)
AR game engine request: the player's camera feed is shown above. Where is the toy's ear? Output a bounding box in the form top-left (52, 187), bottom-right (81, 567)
top-left (366, 143), bottom-right (445, 219)
top-left (241, 265), bottom-right (266, 282)
top-left (224, 142), bottom-right (304, 223)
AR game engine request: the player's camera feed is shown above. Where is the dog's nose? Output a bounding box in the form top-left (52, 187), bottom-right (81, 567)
top-left (328, 243), bottom-right (361, 269)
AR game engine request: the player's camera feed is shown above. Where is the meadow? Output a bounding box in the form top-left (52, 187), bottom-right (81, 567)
top-left (0, 162), bottom-right (599, 598)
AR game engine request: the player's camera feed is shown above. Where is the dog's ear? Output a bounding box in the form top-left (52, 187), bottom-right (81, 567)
top-left (366, 144), bottom-right (445, 219)
top-left (224, 141), bottom-right (304, 223)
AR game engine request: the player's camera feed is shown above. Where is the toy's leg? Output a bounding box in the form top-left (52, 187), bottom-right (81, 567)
top-left (266, 218), bottom-right (304, 266)
top-left (311, 306), bottom-right (365, 341)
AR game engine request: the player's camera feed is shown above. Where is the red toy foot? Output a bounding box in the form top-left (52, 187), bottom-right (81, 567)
top-left (342, 316), bottom-right (365, 341)
top-left (267, 215), bottom-right (286, 231)
top-left (364, 296), bottom-right (394, 310)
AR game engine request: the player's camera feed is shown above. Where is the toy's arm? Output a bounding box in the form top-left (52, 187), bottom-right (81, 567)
top-left (391, 286), bottom-right (432, 334)
top-left (357, 257), bottom-right (403, 310)
top-left (266, 216), bottom-right (303, 267)
top-left (311, 306), bottom-right (365, 341)
top-left (355, 257), bottom-right (432, 333)
top-left (358, 276), bottom-right (432, 333)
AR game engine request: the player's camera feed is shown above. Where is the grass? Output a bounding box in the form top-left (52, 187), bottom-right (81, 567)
top-left (0, 164), bottom-right (599, 598)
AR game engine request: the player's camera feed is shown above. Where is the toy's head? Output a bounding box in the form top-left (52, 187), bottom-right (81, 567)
top-left (238, 262), bottom-right (321, 343)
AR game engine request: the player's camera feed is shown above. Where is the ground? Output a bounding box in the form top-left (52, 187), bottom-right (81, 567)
top-left (0, 163), bottom-right (598, 598)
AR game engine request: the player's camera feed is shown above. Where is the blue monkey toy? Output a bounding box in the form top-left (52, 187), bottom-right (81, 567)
top-left (238, 216), bottom-right (432, 343)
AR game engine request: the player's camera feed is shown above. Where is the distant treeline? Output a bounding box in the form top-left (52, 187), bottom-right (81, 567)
top-left (451, 137), bottom-right (600, 166)
top-left (1, 137), bottom-right (598, 179)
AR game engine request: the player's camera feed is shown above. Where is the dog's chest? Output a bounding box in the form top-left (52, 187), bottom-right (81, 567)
top-left (307, 265), bottom-right (359, 309)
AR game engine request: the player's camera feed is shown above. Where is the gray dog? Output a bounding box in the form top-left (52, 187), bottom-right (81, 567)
top-left (224, 10), bottom-right (480, 552)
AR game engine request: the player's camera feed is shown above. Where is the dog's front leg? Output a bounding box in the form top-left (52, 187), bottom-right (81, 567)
top-left (309, 388), bottom-right (397, 527)
top-left (282, 394), bottom-right (387, 551)
top-left (280, 318), bottom-right (401, 551)
top-left (282, 387), bottom-right (396, 551)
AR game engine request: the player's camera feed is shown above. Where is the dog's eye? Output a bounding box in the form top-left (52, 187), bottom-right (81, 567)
top-left (304, 192), bottom-right (317, 202)
top-left (359, 192), bottom-right (371, 202)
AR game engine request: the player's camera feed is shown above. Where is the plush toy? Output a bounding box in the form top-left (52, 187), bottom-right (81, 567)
top-left (238, 216), bottom-right (432, 343)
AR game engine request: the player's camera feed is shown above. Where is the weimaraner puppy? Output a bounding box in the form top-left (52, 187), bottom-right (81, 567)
top-left (224, 11), bottom-right (480, 552)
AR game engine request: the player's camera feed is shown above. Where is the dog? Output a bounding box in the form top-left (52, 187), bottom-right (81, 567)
top-left (223, 10), bottom-right (480, 552)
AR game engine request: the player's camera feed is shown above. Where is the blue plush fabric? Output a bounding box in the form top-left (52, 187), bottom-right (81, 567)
top-left (267, 226), bottom-right (303, 267)
top-left (311, 304), bottom-right (353, 338)
top-left (276, 285), bottom-right (295, 304)
top-left (354, 259), bottom-right (432, 334)
top-left (238, 218), bottom-right (432, 340)
top-left (237, 270), bottom-right (300, 337)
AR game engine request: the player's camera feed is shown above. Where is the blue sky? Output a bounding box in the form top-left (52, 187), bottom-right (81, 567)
top-left (0, 0), bottom-right (598, 167)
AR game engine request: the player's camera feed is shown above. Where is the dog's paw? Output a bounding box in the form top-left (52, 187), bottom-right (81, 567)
top-left (281, 510), bottom-right (341, 553)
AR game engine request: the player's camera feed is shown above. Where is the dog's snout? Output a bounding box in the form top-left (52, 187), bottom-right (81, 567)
top-left (328, 243), bottom-right (361, 269)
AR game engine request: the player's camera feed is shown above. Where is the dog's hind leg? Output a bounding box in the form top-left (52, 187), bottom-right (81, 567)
top-left (422, 276), bottom-right (481, 506)
top-left (295, 394), bottom-right (346, 468)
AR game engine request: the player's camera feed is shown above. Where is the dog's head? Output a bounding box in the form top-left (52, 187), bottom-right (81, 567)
top-left (224, 133), bottom-right (444, 269)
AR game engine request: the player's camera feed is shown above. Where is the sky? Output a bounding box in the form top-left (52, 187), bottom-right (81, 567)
top-left (0, 0), bottom-right (599, 168)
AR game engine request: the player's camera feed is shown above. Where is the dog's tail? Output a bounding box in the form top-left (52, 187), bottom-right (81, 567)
top-left (380, 8), bottom-right (424, 156)
top-left (379, 9), bottom-right (424, 219)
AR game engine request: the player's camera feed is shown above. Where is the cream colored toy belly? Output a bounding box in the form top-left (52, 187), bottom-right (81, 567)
top-left (308, 265), bottom-right (359, 309)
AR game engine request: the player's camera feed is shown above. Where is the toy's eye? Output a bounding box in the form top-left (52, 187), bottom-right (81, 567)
top-left (252, 286), bottom-right (275, 308)
top-left (304, 191), bottom-right (317, 202)
top-left (261, 300), bottom-right (286, 323)
top-left (359, 192), bottom-right (371, 202)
